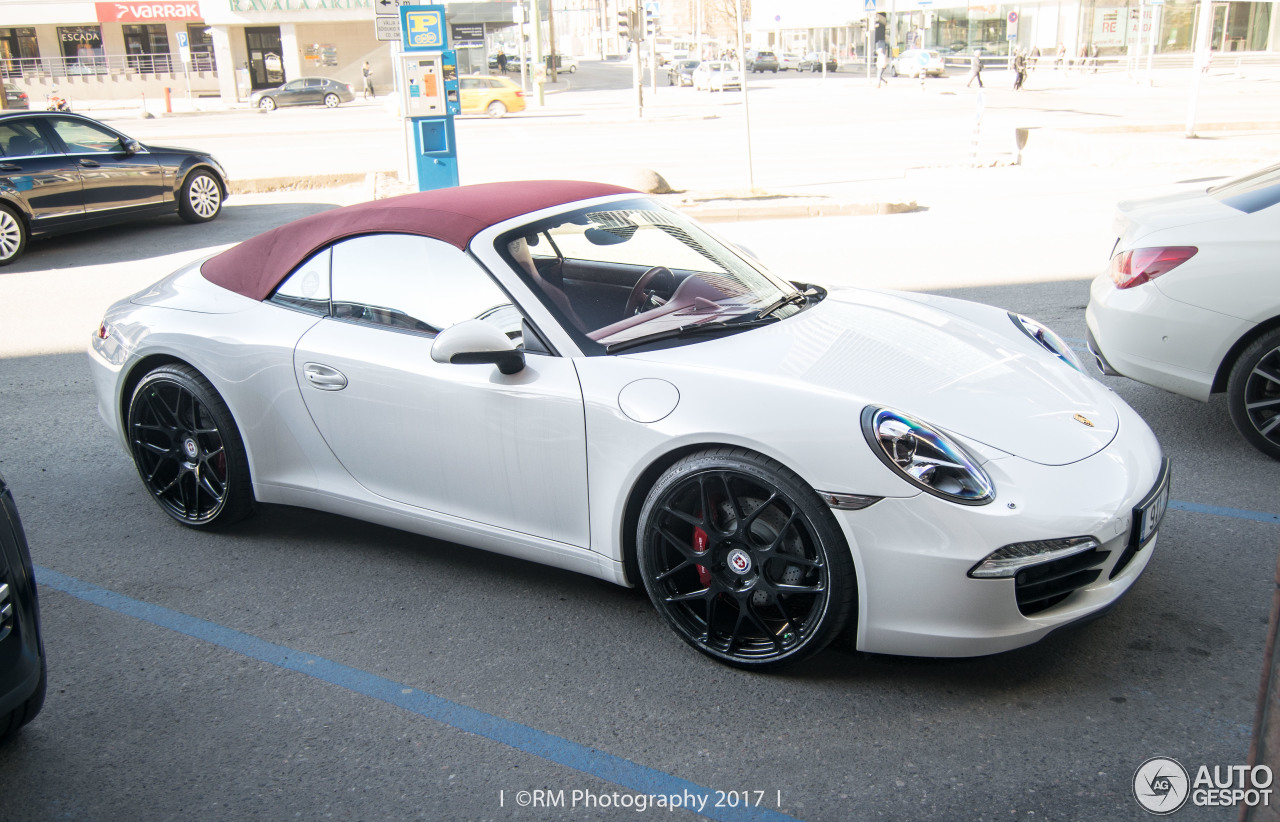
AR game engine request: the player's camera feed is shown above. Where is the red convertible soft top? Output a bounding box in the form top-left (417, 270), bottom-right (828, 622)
top-left (201, 180), bottom-right (636, 301)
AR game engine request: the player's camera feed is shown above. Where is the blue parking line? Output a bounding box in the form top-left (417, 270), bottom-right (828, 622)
top-left (33, 565), bottom-right (800, 822)
top-left (1169, 500), bottom-right (1280, 525)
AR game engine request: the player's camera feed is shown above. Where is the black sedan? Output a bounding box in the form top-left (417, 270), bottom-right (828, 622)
top-left (0, 111), bottom-right (228, 266)
top-left (0, 469), bottom-right (44, 743)
top-left (250, 77), bottom-right (355, 111)
top-left (799, 51), bottom-right (838, 72)
top-left (3, 84), bottom-right (29, 110)
top-left (667, 59), bottom-right (700, 86)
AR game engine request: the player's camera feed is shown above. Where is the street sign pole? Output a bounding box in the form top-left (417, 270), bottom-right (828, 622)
top-left (734, 0), bottom-right (754, 191)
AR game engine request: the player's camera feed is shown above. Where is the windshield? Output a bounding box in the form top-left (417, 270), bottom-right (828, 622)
top-left (496, 197), bottom-right (802, 355)
top-left (1207, 162), bottom-right (1280, 214)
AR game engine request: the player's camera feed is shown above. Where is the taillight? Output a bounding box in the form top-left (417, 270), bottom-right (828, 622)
top-left (1110, 246), bottom-right (1197, 289)
top-left (515, 90), bottom-right (524, 97)
top-left (346, 84), bottom-right (354, 93)
top-left (97, 321), bottom-right (110, 340)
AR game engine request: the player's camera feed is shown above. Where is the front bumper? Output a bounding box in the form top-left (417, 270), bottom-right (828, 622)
top-left (834, 413), bottom-right (1165, 657)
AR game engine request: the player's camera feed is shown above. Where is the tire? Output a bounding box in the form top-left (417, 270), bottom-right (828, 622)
top-left (0, 657), bottom-right (45, 743)
top-left (258, 96), bottom-right (276, 111)
top-left (177, 169), bottom-right (223, 223)
top-left (0, 204), bottom-right (27, 267)
top-left (1227, 328), bottom-right (1280, 460)
top-left (323, 93), bottom-right (340, 108)
top-left (486, 100), bottom-right (507, 118)
top-left (127, 364), bottom-right (255, 529)
top-left (636, 447), bottom-right (857, 669)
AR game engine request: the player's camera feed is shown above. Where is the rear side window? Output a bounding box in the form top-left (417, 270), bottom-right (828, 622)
top-left (1208, 163), bottom-right (1280, 214)
top-left (271, 249), bottom-right (331, 316)
top-left (0, 121), bottom-right (51, 157)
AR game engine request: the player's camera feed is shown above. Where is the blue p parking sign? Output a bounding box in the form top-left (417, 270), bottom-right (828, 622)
top-left (401, 5), bottom-right (447, 51)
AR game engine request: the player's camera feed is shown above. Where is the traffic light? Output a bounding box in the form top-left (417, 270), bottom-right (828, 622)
top-left (617, 10), bottom-right (630, 41)
top-left (645, 11), bottom-right (657, 38)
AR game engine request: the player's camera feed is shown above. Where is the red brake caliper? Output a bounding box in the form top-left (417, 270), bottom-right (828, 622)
top-left (693, 526), bottom-right (711, 587)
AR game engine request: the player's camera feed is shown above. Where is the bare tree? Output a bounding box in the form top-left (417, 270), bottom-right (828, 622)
top-left (699, 0), bottom-right (750, 44)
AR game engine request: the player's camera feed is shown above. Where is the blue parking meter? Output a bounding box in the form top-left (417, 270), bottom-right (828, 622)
top-left (398, 6), bottom-right (459, 191)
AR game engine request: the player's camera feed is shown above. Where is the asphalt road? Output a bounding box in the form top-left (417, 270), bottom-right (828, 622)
top-left (0, 69), bottom-right (1278, 822)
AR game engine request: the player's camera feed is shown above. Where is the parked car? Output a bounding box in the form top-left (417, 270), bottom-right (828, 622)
top-left (549, 54), bottom-right (578, 73)
top-left (892, 49), bottom-right (947, 77)
top-left (3, 84), bottom-right (29, 110)
top-left (0, 111), bottom-right (228, 266)
top-left (667, 59), bottom-right (700, 86)
top-left (692, 60), bottom-right (742, 91)
top-left (748, 50), bottom-right (779, 72)
top-left (459, 75), bottom-right (525, 118)
top-left (90, 180), bottom-right (1168, 670)
top-left (0, 469), bottom-right (45, 743)
top-left (1086, 163), bottom-right (1280, 460)
top-left (799, 51), bottom-right (838, 72)
top-left (250, 77), bottom-right (354, 111)
top-left (778, 53), bottom-right (803, 71)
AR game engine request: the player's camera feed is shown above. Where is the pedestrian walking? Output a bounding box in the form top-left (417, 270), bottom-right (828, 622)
top-left (361, 61), bottom-right (375, 99)
top-left (966, 49), bottom-right (983, 87)
top-left (876, 48), bottom-right (890, 88)
top-left (496, 48), bottom-right (508, 73)
top-left (1012, 48), bottom-right (1028, 90)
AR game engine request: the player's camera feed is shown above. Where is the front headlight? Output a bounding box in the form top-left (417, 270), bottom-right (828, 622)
top-left (860, 407), bottom-right (995, 505)
top-left (1010, 312), bottom-right (1085, 373)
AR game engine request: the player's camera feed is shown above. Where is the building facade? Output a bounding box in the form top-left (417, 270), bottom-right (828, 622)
top-left (2, 0), bottom-right (1274, 108)
top-left (748, 0), bottom-right (1277, 61)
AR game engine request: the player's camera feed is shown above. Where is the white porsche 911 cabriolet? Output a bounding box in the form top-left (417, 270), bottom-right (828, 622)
top-left (89, 181), bottom-right (1169, 669)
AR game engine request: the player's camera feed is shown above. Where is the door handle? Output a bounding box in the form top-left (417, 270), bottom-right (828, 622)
top-left (0, 163), bottom-right (19, 172)
top-left (77, 159), bottom-right (100, 168)
top-left (303, 363), bottom-right (348, 391)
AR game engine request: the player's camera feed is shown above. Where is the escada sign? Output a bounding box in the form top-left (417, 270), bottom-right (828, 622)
top-left (95, 3), bottom-right (203, 22)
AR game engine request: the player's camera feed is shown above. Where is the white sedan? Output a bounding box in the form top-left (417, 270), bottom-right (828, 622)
top-left (892, 49), bottom-right (946, 78)
top-left (89, 181), bottom-right (1167, 669)
top-left (1086, 163), bottom-right (1280, 460)
top-left (692, 60), bottom-right (742, 91)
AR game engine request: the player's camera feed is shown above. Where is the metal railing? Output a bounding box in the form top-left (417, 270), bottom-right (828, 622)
top-left (1, 52), bottom-right (216, 79)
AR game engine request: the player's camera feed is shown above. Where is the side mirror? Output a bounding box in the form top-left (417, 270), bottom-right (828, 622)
top-left (431, 319), bottom-right (525, 375)
top-left (121, 139), bottom-right (141, 155)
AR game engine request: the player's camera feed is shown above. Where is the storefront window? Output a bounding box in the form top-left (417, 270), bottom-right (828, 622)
top-left (0, 28), bottom-right (39, 77)
top-left (124, 24), bottom-right (172, 73)
top-left (1084, 0), bottom-right (1269, 56)
top-left (58, 26), bottom-right (105, 73)
top-left (186, 24), bottom-right (215, 71)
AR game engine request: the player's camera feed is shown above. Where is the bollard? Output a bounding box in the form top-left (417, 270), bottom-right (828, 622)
top-left (164, 86), bottom-right (172, 113)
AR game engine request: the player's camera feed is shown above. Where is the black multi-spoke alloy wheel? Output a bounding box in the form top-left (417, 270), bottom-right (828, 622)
top-left (1228, 328), bottom-right (1280, 460)
top-left (637, 448), bottom-right (856, 669)
top-left (127, 364), bottom-right (254, 528)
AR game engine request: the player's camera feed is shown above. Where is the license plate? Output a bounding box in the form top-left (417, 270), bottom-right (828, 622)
top-left (1132, 458), bottom-right (1172, 550)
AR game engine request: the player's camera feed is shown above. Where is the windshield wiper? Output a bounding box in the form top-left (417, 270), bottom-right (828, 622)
top-left (754, 291), bottom-right (809, 320)
top-left (605, 317), bottom-right (779, 354)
